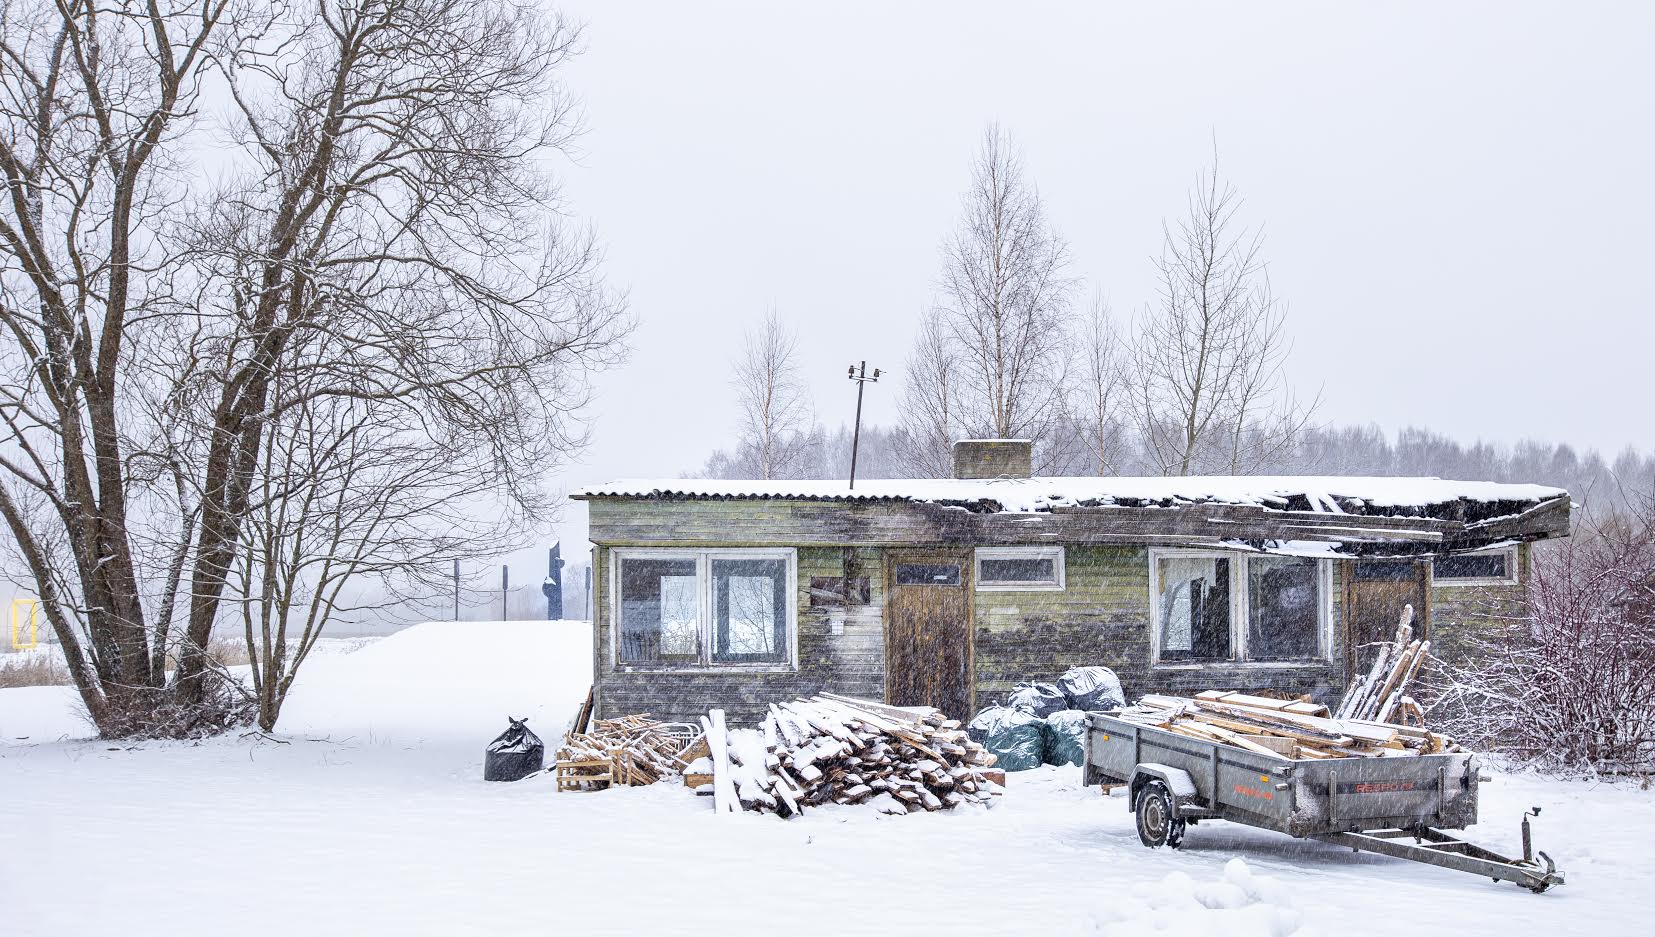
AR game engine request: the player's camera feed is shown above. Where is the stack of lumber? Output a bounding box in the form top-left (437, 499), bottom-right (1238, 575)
top-left (1120, 691), bottom-right (1457, 760)
top-left (1337, 605), bottom-right (1431, 725)
top-left (701, 694), bottom-right (1005, 817)
top-left (555, 714), bottom-right (701, 791)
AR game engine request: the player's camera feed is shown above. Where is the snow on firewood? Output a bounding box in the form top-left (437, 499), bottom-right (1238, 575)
top-left (702, 694), bottom-right (1004, 817)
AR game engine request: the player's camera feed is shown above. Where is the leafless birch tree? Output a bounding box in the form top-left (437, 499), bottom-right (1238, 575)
top-left (1128, 154), bottom-right (1316, 476)
top-left (894, 310), bottom-right (959, 478)
top-left (1076, 293), bottom-right (1126, 475)
top-left (897, 126), bottom-right (1077, 474)
top-left (731, 310), bottom-right (810, 479)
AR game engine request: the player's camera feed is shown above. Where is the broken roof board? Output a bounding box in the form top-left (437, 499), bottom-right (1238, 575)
top-left (573, 476), bottom-right (1570, 556)
top-left (572, 476), bottom-right (1565, 517)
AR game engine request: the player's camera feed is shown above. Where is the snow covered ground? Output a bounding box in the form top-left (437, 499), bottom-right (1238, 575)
top-left (2, 621), bottom-right (1650, 937)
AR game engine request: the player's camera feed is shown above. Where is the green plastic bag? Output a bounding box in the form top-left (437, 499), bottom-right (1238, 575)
top-left (968, 704), bottom-right (1045, 771)
top-left (1042, 710), bottom-right (1088, 767)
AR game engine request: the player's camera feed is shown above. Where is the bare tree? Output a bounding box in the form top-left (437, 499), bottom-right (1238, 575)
top-left (1076, 293), bottom-right (1126, 475)
top-left (0, 0), bottom-right (239, 732)
top-left (931, 125), bottom-right (1076, 464)
top-left (0, 0), bottom-right (627, 736)
top-left (731, 310), bottom-right (810, 479)
top-left (893, 310), bottom-right (959, 478)
top-left (1128, 152), bottom-right (1316, 476)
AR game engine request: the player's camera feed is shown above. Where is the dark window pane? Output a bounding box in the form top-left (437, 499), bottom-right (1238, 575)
top-left (1157, 556), bottom-right (1231, 661)
top-left (895, 563), bottom-right (961, 586)
top-left (1434, 553), bottom-right (1508, 580)
top-left (618, 557), bottom-right (698, 663)
top-left (1355, 561), bottom-right (1420, 582)
top-left (979, 557), bottom-right (1057, 584)
top-left (712, 558), bottom-right (789, 663)
top-left (1247, 556), bottom-right (1320, 660)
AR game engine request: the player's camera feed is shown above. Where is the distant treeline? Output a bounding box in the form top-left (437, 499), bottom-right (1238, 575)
top-left (696, 421), bottom-right (1653, 514)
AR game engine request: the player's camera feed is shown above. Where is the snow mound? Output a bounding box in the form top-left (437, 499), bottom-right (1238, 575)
top-left (280, 620), bottom-right (592, 748)
top-left (1093, 858), bottom-right (1304, 937)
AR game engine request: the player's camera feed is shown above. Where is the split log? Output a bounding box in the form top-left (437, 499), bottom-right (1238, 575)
top-left (706, 695), bottom-right (1004, 818)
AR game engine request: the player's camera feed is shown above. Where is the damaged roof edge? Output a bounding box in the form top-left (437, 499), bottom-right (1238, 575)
top-left (570, 476), bottom-right (1569, 525)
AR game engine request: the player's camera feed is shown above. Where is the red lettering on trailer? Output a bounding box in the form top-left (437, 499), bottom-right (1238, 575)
top-left (1353, 781), bottom-right (1416, 794)
top-left (1233, 784), bottom-right (1273, 800)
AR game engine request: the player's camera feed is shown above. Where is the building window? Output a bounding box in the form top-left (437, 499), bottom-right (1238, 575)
top-left (613, 549), bottom-right (795, 668)
top-left (1246, 556), bottom-right (1322, 661)
top-left (1151, 550), bottom-right (1330, 665)
top-left (894, 563), bottom-right (961, 586)
top-left (1433, 548), bottom-right (1517, 586)
top-left (975, 547), bottom-right (1065, 591)
top-left (1155, 554), bottom-right (1234, 661)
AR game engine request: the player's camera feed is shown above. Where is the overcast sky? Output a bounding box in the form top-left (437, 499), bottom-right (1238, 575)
top-left (517, 0), bottom-right (1654, 570)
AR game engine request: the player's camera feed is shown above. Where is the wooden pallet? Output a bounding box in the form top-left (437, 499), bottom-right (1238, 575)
top-left (554, 758), bottom-right (613, 792)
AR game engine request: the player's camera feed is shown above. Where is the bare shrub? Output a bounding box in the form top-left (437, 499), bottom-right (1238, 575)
top-left (1429, 490), bottom-right (1655, 775)
top-left (0, 652), bottom-right (71, 688)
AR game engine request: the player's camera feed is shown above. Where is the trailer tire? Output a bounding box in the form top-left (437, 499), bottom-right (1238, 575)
top-left (1135, 779), bottom-right (1186, 849)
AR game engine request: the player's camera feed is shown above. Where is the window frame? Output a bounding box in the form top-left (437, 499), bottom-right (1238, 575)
top-left (1431, 546), bottom-right (1519, 587)
top-left (974, 546), bottom-right (1066, 592)
top-left (609, 547), bottom-right (798, 672)
top-left (1148, 548), bottom-right (1333, 668)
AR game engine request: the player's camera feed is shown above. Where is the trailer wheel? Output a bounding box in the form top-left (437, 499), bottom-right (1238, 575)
top-left (1135, 779), bottom-right (1186, 849)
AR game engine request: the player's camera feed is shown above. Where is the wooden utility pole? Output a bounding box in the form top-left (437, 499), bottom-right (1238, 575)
top-left (847, 361), bottom-right (881, 489)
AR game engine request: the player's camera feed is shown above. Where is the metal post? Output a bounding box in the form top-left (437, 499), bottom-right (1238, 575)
top-left (846, 361), bottom-right (880, 489)
top-left (501, 564), bottom-right (509, 621)
top-left (453, 559), bottom-right (460, 621)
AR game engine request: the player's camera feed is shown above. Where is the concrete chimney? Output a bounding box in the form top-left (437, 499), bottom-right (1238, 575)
top-left (952, 439), bottom-right (1033, 479)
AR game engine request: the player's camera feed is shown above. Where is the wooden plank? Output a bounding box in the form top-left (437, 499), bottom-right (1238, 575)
top-left (704, 710), bottom-right (738, 814)
top-left (583, 495), bottom-right (1569, 551)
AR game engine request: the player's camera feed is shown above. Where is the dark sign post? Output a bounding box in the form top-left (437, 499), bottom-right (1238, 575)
top-left (500, 564), bottom-right (509, 621)
top-left (846, 361), bottom-right (880, 489)
top-left (542, 543), bottom-right (564, 620)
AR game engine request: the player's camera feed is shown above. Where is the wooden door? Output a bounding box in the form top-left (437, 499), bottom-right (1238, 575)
top-left (1345, 559), bottom-right (1429, 681)
top-left (885, 551), bottom-right (974, 720)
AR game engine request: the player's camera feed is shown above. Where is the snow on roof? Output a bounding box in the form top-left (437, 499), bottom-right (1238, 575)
top-left (571, 476), bottom-right (1567, 518)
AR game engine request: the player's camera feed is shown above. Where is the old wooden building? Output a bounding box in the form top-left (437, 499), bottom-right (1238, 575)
top-left (571, 440), bottom-right (1569, 725)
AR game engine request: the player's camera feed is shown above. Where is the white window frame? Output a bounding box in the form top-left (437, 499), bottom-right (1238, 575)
top-left (1432, 546), bottom-right (1519, 587)
top-left (974, 546), bottom-right (1066, 591)
top-left (609, 547), bottom-right (798, 672)
top-left (1148, 548), bottom-right (1333, 668)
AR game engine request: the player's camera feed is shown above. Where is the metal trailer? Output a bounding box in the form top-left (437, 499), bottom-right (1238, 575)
top-left (1082, 711), bottom-right (1564, 893)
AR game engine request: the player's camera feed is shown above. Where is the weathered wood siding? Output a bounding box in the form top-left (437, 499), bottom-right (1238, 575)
top-left (1427, 543), bottom-right (1530, 663)
top-left (593, 546), bottom-right (885, 725)
top-left (974, 547), bottom-right (1350, 709)
top-left (592, 537), bottom-right (1359, 723)
top-left (582, 496), bottom-right (1566, 552)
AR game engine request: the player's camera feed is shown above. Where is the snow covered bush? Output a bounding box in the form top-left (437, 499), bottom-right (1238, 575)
top-left (1429, 491), bottom-right (1655, 775)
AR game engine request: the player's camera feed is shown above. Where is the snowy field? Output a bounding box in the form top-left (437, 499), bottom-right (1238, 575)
top-left (2, 622), bottom-right (1650, 937)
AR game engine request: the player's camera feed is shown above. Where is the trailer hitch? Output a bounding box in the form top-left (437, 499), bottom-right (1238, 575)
top-left (1517, 807), bottom-right (1560, 891)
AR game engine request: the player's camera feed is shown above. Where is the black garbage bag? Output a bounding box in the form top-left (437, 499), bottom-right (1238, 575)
top-left (1008, 681), bottom-right (1067, 719)
top-left (484, 716), bottom-right (545, 782)
top-left (1057, 666), bottom-right (1126, 712)
top-left (968, 704), bottom-right (1045, 771)
top-left (1042, 710), bottom-right (1089, 767)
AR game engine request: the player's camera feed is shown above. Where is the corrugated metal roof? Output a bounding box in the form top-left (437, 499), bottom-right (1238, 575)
top-left (570, 476), bottom-right (1567, 518)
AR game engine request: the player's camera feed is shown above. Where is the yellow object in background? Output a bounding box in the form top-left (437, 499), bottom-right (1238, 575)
top-left (10, 598), bottom-right (38, 650)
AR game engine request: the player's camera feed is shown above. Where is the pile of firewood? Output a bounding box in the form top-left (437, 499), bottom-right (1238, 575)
top-left (1337, 605), bottom-right (1430, 725)
top-left (555, 713), bottom-right (700, 791)
top-left (1120, 689), bottom-right (1457, 759)
top-left (696, 693), bottom-right (1005, 817)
